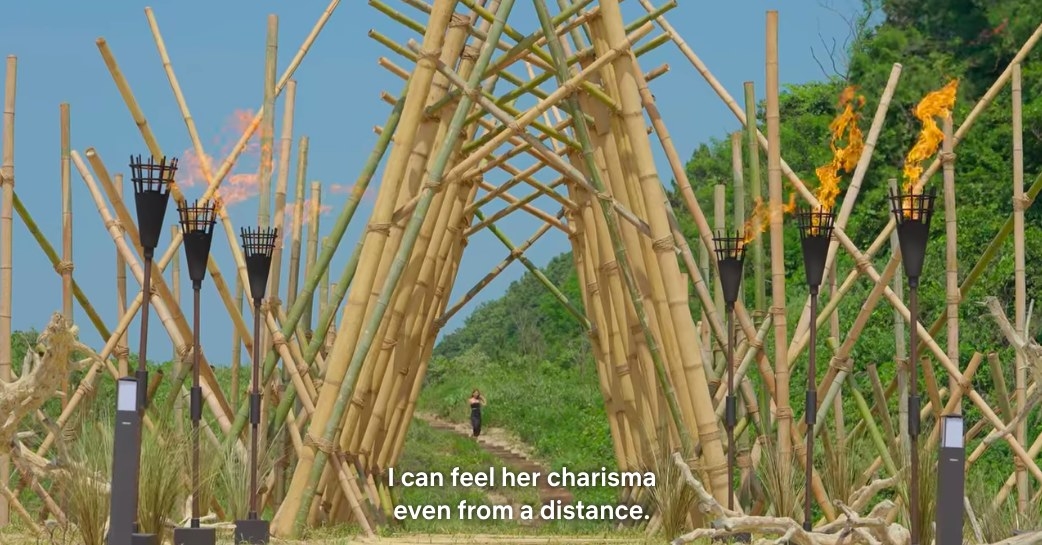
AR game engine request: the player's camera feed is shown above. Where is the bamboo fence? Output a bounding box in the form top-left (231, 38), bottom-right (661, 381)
top-left (0, 1), bottom-right (1038, 542)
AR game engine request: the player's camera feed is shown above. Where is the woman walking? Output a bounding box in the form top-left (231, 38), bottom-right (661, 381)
top-left (469, 389), bottom-right (486, 437)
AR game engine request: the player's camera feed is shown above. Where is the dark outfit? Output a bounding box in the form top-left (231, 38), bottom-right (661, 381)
top-left (470, 400), bottom-right (482, 437)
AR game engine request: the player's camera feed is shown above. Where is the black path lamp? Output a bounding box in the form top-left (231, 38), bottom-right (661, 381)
top-left (235, 226), bottom-right (278, 545)
top-left (888, 185), bottom-right (937, 545)
top-left (712, 231), bottom-right (746, 514)
top-left (117, 155), bottom-right (176, 545)
top-left (174, 200), bottom-right (218, 545)
top-left (795, 205), bottom-right (836, 531)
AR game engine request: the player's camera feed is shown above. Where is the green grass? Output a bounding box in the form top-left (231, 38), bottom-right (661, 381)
top-left (419, 348), bottom-right (618, 507)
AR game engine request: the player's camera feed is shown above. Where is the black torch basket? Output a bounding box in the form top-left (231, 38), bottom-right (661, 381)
top-left (888, 186), bottom-right (936, 287)
top-left (178, 200), bottom-right (217, 288)
top-left (130, 155), bottom-right (178, 253)
top-left (795, 206), bottom-right (836, 293)
top-left (240, 226), bottom-right (278, 303)
top-left (712, 231), bottom-right (747, 307)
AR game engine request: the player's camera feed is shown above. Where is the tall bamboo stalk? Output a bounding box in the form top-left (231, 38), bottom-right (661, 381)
top-left (259, 14), bottom-right (278, 229)
top-left (892, 226), bottom-right (909, 465)
top-left (232, 276), bottom-right (243, 409)
top-left (303, 181), bottom-right (321, 334)
top-left (0, 55), bottom-right (17, 527)
top-left (765, 10), bottom-right (792, 481)
top-left (272, 0), bottom-right (454, 531)
top-left (59, 103), bottom-right (72, 410)
top-left (1011, 62), bottom-right (1029, 512)
top-left (287, 137), bottom-right (309, 309)
top-left (116, 174), bottom-right (130, 377)
top-left (743, 82), bottom-right (765, 316)
top-left (714, 183), bottom-right (726, 376)
top-left (269, 80), bottom-right (297, 312)
top-left (942, 115), bottom-right (959, 411)
top-left (172, 223), bottom-right (181, 321)
top-left (731, 129), bottom-right (745, 283)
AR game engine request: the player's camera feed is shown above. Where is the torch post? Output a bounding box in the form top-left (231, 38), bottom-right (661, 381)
top-left (107, 155), bottom-right (176, 545)
top-left (712, 231), bottom-right (747, 542)
top-left (795, 206), bottom-right (836, 531)
top-left (235, 226), bottom-right (278, 545)
top-left (889, 185), bottom-right (937, 545)
top-left (173, 200), bottom-right (218, 545)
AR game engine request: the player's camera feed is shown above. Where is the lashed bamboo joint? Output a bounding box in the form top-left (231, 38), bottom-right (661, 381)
top-left (0, 1), bottom-right (1038, 543)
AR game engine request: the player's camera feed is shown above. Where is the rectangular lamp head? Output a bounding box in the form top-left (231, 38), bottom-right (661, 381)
top-left (117, 377), bottom-right (138, 412)
top-left (940, 414), bottom-right (964, 448)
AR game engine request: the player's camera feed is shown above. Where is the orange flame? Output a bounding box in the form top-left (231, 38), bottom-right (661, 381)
top-left (813, 86), bottom-right (865, 211)
top-left (742, 193), bottom-right (797, 244)
top-left (175, 109), bottom-right (264, 210)
top-left (902, 79), bottom-right (959, 193)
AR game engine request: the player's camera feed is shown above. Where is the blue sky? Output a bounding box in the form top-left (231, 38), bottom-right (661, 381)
top-left (0, 0), bottom-right (865, 362)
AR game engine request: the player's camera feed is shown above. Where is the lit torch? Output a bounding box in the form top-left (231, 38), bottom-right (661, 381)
top-left (741, 86), bottom-right (864, 243)
top-left (806, 85), bottom-right (865, 234)
top-left (900, 79), bottom-right (959, 217)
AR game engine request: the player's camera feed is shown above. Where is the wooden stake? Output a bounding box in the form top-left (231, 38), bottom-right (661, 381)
top-left (116, 174), bottom-right (130, 377)
top-left (259, 14), bottom-right (278, 229)
top-left (59, 103), bottom-right (72, 410)
top-left (941, 114), bottom-right (959, 412)
top-left (0, 55), bottom-right (16, 527)
top-left (287, 136), bottom-right (309, 309)
top-left (1011, 61), bottom-right (1030, 512)
top-left (765, 9), bottom-right (793, 485)
top-left (743, 82), bottom-right (765, 316)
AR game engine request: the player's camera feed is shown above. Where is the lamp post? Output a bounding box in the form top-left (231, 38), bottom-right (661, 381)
top-left (712, 231), bottom-right (746, 514)
top-left (795, 205), bottom-right (836, 532)
top-left (888, 185), bottom-right (937, 545)
top-left (235, 226), bottom-right (278, 545)
top-left (109, 155), bottom-right (176, 545)
top-left (174, 200), bottom-right (217, 545)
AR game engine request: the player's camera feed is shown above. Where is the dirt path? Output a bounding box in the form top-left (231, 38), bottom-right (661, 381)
top-left (416, 413), bottom-right (574, 511)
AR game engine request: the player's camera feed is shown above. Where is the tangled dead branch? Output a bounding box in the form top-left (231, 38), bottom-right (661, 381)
top-left (982, 297), bottom-right (1042, 444)
top-left (670, 451), bottom-right (911, 545)
top-left (0, 313), bottom-right (79, 454)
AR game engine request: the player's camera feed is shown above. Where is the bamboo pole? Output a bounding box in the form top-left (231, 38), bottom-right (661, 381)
top-left (232, 276), bottom-right (243, 409)
top-left (731, 130), bottom-right (745, 289)
top-left (1011, 62), bottom-right (1029, 512)
top-left (942, 115), bottom-right (959, 411)
top-left (288, 137), bottom-right (309, 309)
top-left (892, 228), bottom-right (909, 465)
top-left (259, 14), bottom-right (278, 229)
top-left (273, 1), bottom-right (458, 534)
top-left (303, 182), bottom-right (321, 335)
top-left (765, 10), bottom-right (792, 483)
top-left (59, 103), bottom-right (73, 410)
top-left (713, 183), bottom-right (726, 377)
top-left (60, 103), bottom-right (73, 321)
top-left (0, 55), bottom-right (16, 527)
top-left (743, 82), bottom-right (765, 316)
top-left (269, 80), bottom-right (297, 314)
top-left (116, 174), bottom-right (130, 377)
